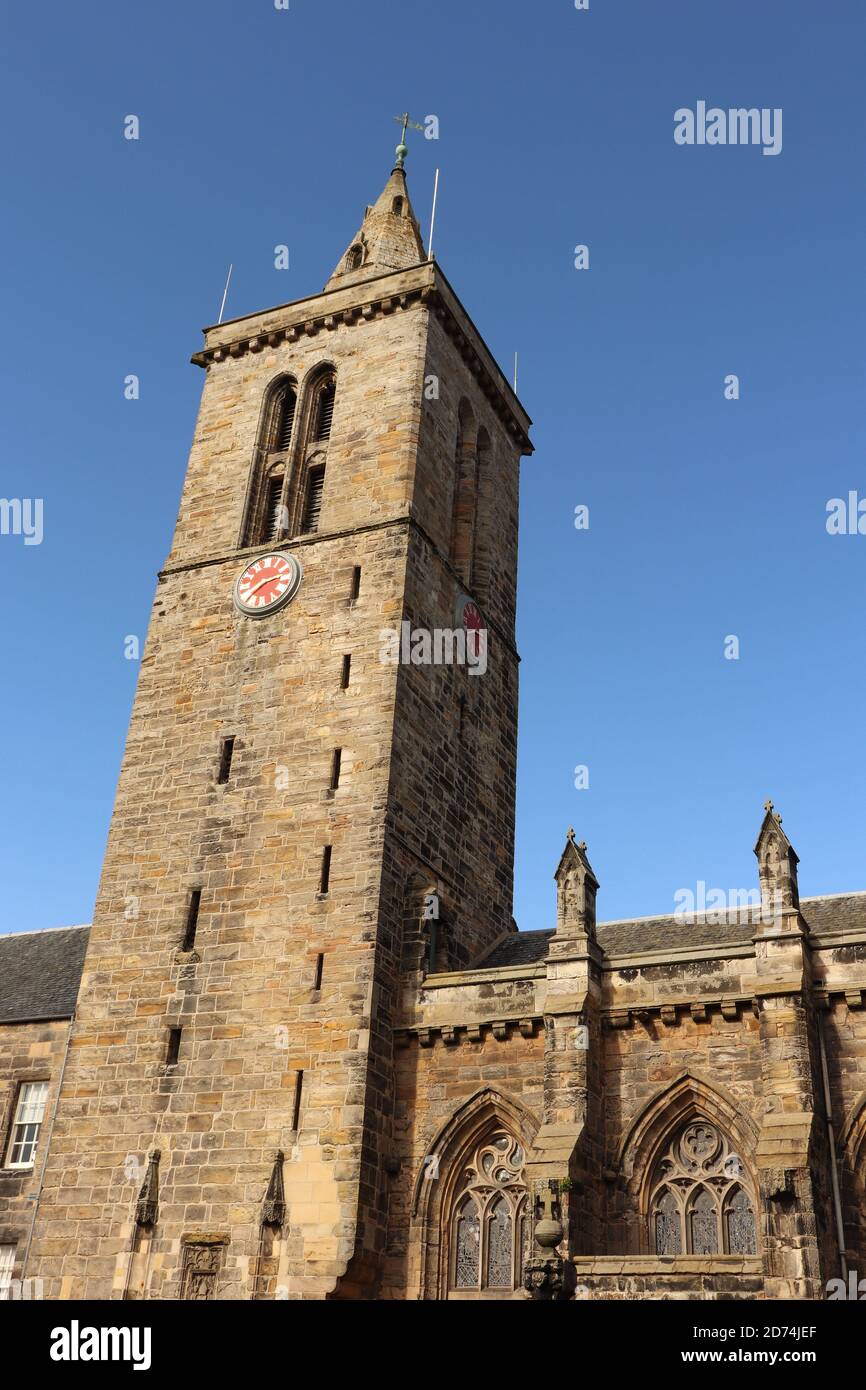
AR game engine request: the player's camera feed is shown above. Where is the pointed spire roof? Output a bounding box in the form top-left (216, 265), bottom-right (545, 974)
top-left (326, 163), bottom-right (426, 292)
top-left (753, 799), bottom-right (799, 863)
top-left (554, 830), bottom-right (599, 938)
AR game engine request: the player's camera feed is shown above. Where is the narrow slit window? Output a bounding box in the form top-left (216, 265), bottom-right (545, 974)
top-left (302, 465), bottom-right (325, 533)
top-left (217, 737), bottom-right (235, 786)
top-left (264, 474), bottom-right (285, 543)
top-left (166, 1028), bottom-right (182, 1067)
top-left (330, 748), bottom-right (342, 791)
top-left (313, 953), bottom-right (324, 991)
top-left (349, 565), bottom-right (361, 602)
top-left (182, 889), bottom-right (202, 951)
top-left (340, 654), bottom-right (351, 689)
top-left (275, 386), bottom-right (297, 451)
top-left (319, 845), bottom-right (332, 895)
top-left (314, 382), bottom-right (336, 441)
top-left (291, 1071), bottom-right (304, 1131)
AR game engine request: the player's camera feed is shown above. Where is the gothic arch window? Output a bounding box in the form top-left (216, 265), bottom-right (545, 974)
top-left (470, 427), bottom-right (492, 604)
top-left (346, 244), bottom-right (364, 271)
top-left (447, 1132), bottom-right (527, 1296)
top-left (392, 196), bottom-right (404, 216)
top-left (312, 375), bottom-right (336, 442)
top-left (648, 1119), bottom-right (757, 1257)
top-left (274, 382), bottom-right (297, 451)
top-left (241, 375), bottom-right (298, 546)
top-left (450, 400), bottom-right (477, 584)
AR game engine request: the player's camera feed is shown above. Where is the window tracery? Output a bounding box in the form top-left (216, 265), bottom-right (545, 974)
top-left (649, 1120), bottom-right (757, 1256)
top-left (449, 1132), bottom-right (527, 1294)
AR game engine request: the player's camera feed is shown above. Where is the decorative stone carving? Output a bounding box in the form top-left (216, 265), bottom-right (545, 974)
top-left (760, 1167), bottom-right (796, 1201)
top-left (554, 831), bottom-right (599, 938)
top-left (261, 1151), bottom-right (286, 1227)
top-left (523, 1181), bottom-right (571, 1301)
top-left (134, 1150), bottom-right (160, 1228)
top-left (179, 1238), bottom-right (226, 1301)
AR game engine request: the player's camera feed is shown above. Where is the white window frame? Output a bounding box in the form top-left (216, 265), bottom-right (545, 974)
top-left (0, 1244), bottom-right (16, 1298)
top-left (5, 1080), bottom-right (49, 1169)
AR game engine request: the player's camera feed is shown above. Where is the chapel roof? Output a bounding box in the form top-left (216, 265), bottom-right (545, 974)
top-left (0, 924), bottom-right (90, 1024)
top-left (476, 892), bottom-right (866, 969)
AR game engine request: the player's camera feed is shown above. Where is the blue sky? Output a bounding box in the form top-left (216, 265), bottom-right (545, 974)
top-left (1, 0), bottom-right (864, 935)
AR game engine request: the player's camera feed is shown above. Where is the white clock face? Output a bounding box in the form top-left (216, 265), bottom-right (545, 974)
top-left (233, 553), bottom-right (302, 616)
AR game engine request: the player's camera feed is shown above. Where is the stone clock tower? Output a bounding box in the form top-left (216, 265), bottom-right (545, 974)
top-left (28, 146), bottom-right (532, 1300)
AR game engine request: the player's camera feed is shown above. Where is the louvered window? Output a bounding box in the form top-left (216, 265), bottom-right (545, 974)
top-left (276, 387), bottom-right (296, 451)
top-left (302, 466), bottom-right (325, 534)
top-left (315, 382), bottom-right (336, 441)
top-left (264, 474), bottom-right (285, 542)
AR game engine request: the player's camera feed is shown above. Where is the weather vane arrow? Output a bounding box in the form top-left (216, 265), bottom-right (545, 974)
top-left (393, 112), bottom-right (425, 167)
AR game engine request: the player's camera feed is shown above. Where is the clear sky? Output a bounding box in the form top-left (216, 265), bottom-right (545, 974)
top-left (2, 0), bottom-right (865, 936)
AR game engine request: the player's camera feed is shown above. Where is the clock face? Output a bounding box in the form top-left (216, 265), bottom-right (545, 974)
top-left (455, 593), bottom-right (486, 658)
top-left (233, 552), bottom-right (302, 616)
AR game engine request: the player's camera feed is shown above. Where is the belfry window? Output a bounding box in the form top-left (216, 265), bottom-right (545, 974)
top-left (302, 465), bottom-right (325, 533)
top-left (648, 1120), bottom-right (757, 1256)
top-left (346, 244), bottom-right (363, 271)
top-left (313, 379), bottom-right (336, 442)
top-left (275, 383), bottom-right (297, 451)
top-left (263, 474), bottom-right (285, 543)
top-left (448, 1132), bottom-right (527, 1295)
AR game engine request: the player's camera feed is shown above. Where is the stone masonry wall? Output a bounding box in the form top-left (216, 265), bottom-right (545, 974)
top-left (0, 1019), bottom-right (72, 1289)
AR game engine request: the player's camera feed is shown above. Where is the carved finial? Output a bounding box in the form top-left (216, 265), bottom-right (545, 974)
top-left (134, 1149), bottom-right (161, 1228)
top-left (577, 840), bottom-right (587, 852)
top-left (764, 799), bottom-right (774, 813)
top-left (261, 1150), bottom-right (286, 1228)
top-left (567, 827), bottom-right (576, 842)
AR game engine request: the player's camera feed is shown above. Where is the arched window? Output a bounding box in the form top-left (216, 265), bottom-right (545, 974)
top-left (648, 1119), bottom-right (757, 1257)
top-left (725, 1186), bottom-right (758, 1255)
top-left (392, 195), bottom-right (404, 216)
top-left (346, 244), bottom-right (363, 271)
top-left (313, 377), bottom-right (336, 442)
top-left (262, 470), bottom-right (286, 543)
top-left (274, 383), bottom-right (297, 451)
top-left (301, 464), bottom-right (325, 534)
top-left (448, 1132), bottom-right (526, 1296)
top-left (655, 1188), bottom-right (681, 1255)
top-left (471, 427), bottom-right (492, 603)
top-left (242, 376), bottom-right (298, 547)
top-left (450, 400), bottom-right (477, 585)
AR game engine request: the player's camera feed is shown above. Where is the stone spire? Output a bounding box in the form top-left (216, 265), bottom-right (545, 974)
top-left (754, 799), bottom-right (801, 925)
top-left (554, 830), bottom-right (599, 939)
top-left (325, 161), bottom-right (426, 293)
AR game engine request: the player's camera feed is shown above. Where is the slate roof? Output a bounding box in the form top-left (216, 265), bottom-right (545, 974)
top-left (0, 925), bottom-right (89, 1024)
top-left (476, 893), bottom-right (866, 970)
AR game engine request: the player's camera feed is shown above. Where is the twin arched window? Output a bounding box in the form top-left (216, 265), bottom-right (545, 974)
top-left (244, 370), bottom-right (337, 547)
top-left (649, 1120), bottom-right (757, 1256)
top-left (449, 1132), bottom-right (527, 1295)
top-left (450, 400), bottom-right (492, 600)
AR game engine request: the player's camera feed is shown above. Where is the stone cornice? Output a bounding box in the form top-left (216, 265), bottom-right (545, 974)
top-left (421, 964), bottom-right (544, 988)
top-left (189, 261), bottom-right (533, 454)
top-left (394, 1017), bottom-right (542, 1049)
